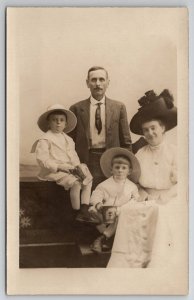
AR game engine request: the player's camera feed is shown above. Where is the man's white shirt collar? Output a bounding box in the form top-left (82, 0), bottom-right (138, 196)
top-left (90, 95), bottom-right (105, 106)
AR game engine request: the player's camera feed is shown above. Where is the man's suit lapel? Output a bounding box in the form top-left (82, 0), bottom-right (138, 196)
top-left (105, 97), bottom-right (114, 133)
top-left (79, 97), bottom-right (114, 143)
top-left (80, 99), bottom-right (90, 141)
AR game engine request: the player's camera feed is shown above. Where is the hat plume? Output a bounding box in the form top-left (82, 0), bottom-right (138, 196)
top-left (158, 89), bottom-right (174, 109)
top-left (138, 90), bottom-right (157, 107)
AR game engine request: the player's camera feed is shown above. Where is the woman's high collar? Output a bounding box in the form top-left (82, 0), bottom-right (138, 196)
top-left (148, 137), bottom-right (166, 151)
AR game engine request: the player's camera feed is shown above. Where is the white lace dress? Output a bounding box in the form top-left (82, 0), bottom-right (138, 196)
top-left (107, 140), bottom-right (179, 268)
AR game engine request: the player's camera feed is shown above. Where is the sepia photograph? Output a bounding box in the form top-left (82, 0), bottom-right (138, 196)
top-left (6, 7), bottom-right (188, 295)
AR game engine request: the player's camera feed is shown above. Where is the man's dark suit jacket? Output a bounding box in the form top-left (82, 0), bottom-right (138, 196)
top-left (69, 97), bottom-right (132, 164)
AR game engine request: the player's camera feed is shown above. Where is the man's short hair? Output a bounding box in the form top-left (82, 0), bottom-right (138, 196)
top-left (87, 66), bottom-right (109, 79)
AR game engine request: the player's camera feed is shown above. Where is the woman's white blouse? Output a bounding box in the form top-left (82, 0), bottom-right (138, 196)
top-left (136, 141), bottom-right (177, 190)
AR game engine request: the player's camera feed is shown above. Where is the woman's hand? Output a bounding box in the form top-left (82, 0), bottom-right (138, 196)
top-left (58, 164), bottom-right (74, 172)
top-left (156, 185), bottom-right (177, 204)
top-left (156, 194), bottom-right (170, 205)
top-left (95, 202), bottom-right (103, 212)
top-left (137, 187), bottom-right (149, 202)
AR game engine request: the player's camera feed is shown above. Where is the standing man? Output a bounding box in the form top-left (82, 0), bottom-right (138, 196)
top-left (69, 66), bottom-right (132, 188)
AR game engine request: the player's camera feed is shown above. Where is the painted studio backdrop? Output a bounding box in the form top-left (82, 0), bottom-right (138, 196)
top-left (9, 8), bottom-right (177, 166)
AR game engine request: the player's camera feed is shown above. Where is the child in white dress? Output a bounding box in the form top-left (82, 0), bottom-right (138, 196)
top-left (89, 147), bottom-right (141, 253)
top-left (31, 104), bottom-right (93, 222)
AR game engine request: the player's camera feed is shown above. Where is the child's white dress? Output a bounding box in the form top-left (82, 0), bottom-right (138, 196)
top-left (90, 176), bottom-right (139, 207)
top-left (89, 177), bottom-right (139, 239)
top-left (31, 130), bottom-right (82, 189)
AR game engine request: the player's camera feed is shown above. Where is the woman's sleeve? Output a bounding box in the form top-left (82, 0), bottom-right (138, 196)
top-left (170, 145), bottom-right (177, 184)
top-left (36, 139), bottom-right (58, 173)
top-left (131, 185), bottom-right (140, 200)
top-left (159, 145), bottom-right (177, 201)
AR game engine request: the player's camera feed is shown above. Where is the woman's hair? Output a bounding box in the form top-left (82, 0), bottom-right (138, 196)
top-left (47, 110), bottom-right (67, 121)
top-left (141, 117), bottom-right (166, 131)
top-left (111, 155), bottom-right (132, 168)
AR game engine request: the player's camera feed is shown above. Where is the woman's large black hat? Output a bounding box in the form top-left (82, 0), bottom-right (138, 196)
top-left (130, 89), bottom-right (177, 135)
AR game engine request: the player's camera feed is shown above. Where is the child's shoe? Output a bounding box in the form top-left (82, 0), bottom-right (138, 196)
top-left (75, 204), bottom-right (99, 224)
top-left (101, 235), bottom-right (114, 252)
top-left (90, 235), bottom-right (105, 253)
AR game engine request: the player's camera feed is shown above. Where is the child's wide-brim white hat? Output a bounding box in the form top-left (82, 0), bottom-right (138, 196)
top-left (100, 147), bottom-right (141, 183)
top-left (37, 104), bottom-right (77, 133)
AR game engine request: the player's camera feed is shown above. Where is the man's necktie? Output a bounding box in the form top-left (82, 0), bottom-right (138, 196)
top-left (95, 103), bottom-right (102, 134)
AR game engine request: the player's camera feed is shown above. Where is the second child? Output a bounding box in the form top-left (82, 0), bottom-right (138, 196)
top-left (89, 147), bottom-right (141, 253)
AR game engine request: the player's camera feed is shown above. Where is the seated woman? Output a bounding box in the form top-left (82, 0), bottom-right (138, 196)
top-left (108, 89), bottom-right (179, 268)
